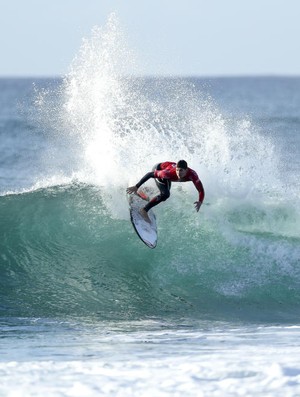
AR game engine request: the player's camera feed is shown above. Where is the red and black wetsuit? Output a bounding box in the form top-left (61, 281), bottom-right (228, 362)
top-left (135, 162), bottom-right (205, 212)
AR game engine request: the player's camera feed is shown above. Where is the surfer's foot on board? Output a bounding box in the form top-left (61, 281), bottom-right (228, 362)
top-left (139, 208), bottom-right (151, 223)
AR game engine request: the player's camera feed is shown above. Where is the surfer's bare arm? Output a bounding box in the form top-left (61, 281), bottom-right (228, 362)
top-left (127, 172), bottom-right (155, 194)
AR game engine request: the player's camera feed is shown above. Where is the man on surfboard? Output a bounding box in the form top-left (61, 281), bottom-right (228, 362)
top-left (126, 160), bottom-right (205, 223)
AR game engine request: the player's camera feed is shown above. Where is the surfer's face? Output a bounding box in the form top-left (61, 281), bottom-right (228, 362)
top-left (176, 167), bottom-right (187, 179)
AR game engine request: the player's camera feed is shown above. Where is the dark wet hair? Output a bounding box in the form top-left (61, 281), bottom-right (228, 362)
top-left (176, 160), bottom-right (188, 169)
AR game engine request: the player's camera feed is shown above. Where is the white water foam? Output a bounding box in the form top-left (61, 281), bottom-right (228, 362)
top-left (2, 322), bottom-right (300, 397)
top-left (32, 14), bottom-right (299, 244)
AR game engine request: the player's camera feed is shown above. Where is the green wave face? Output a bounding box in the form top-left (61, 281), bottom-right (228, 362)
top-left (1, 184), bottom-right (299, 322)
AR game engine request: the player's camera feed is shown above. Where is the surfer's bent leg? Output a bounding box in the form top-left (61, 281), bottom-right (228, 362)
top-left (144, 178), bottom-right (171, 212)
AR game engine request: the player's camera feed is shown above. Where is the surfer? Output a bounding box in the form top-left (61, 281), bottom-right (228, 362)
top-left (126, 160), bottom-right (205, 223)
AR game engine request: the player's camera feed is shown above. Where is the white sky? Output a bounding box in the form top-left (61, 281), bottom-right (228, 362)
top-left (1, 0), bottom-right (300, 77)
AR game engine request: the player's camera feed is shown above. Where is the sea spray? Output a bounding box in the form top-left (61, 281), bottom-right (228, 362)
top-left (32, 15), bottom-right (281, 204)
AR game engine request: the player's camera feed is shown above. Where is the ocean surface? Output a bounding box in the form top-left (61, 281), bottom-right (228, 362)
top-left (1, 18), bottom-right (300, 397)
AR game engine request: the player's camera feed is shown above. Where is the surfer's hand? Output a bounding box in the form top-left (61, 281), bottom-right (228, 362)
top-left (127, 185), bottom-right (138, 194)
top-left (194, 201), bottom-right (202, 212)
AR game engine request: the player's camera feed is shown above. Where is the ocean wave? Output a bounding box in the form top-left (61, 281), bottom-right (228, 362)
top-left (1, 183), bottom-right (299, 322)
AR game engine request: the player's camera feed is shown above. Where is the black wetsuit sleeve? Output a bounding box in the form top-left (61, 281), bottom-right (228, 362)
top-left (136, 172), bottom-right (155, 188)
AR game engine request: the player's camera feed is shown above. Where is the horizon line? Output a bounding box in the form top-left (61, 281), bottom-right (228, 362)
top-left (1, 73), bottom-right (300, 80)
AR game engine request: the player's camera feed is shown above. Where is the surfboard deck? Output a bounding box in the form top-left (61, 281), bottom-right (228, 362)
top-left (128, 191), bottom-right (157, 249)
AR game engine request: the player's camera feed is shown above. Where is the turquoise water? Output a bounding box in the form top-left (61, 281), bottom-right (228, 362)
top-left (1, 183), bottom-right (300, 322)
top-left (1, 17), bottom-right (300, 396)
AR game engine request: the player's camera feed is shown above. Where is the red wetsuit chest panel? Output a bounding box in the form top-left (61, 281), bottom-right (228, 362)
top-left (154, 162), bottom-right (205, 202)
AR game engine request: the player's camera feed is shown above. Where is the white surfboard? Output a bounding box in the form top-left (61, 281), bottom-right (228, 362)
top-left (128, 192), bottom-right (157, 249)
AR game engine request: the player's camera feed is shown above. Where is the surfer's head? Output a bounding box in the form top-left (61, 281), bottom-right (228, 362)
top-left (176, 160), bottom-right (188, 179)
top-left (176, 160), bottom-right (187, 169)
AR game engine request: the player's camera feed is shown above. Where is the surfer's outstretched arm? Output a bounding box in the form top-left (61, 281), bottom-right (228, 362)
top-left (126, 172), bottom-right (155, 194)
top-left (135, 172), bottom-right (155, 188)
